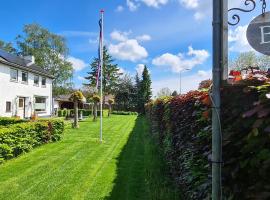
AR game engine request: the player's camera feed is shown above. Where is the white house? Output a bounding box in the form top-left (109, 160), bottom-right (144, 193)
top-left (0, 49), bottom-right (54, 118)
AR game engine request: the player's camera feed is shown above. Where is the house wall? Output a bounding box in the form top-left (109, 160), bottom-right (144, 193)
top-left (0, 62), bottom-right (53, 118)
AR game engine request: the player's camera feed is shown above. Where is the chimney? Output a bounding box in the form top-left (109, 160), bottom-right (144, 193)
top-left (24, 55), bottom-right (35, 66)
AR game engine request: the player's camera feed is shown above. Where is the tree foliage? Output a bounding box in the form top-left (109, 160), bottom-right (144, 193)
top-left (0, 40), bottom-right (16, 53)
top-left (85, 47), bottom-right (120, 94)
top-left (139, 65), bottom-right (152, 113)
top-left (16, 24), bottom-right (73, 94)
top-left (157, 87), bottom-right (171, 98)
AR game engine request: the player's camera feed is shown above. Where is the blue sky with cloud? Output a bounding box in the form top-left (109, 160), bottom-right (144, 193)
top-left (0, 0), bottom-right (264, 96)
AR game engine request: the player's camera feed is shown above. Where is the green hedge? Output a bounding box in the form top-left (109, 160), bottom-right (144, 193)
top-left (58, 109), bottom-right (102, 117)
top-left (0, 117), bottom-right (27, 126)
top-left (0, 119), bottom-right (64, 163)
top-left (112, 111), bottom-right (138, 115)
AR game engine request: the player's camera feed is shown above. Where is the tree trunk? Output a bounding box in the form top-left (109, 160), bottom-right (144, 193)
top-left (74, 100), bottom-right (79, 128)
top-left (108, 104), bottom-right (111, 117)
top-left (93, 103), bottom-right (97, 121)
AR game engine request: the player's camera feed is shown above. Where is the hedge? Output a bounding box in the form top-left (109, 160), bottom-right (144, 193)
top-left (0, 117), bottom-right (27, 126)
top-left (0, 119), bottom-right (64, 163)
top-left (146, 83), bottom-right (270, 199)
top-left (58, 109), bottom-right (102, 117)
top-left (111, 111), bottom-right (138, 115)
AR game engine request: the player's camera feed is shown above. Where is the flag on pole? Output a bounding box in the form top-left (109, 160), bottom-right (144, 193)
top-left (99, 10), bottom-right (104, 143)
top-left (96, 18), bottom-right (103, 89)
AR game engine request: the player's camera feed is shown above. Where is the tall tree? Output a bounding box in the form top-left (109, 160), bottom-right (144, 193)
top-left (157, 87), bottom-right (171, 98)
top-left (0, 40), bottom-right (16, 53)
top-left (115, 74), bottom-right (136, 111)
top-left (85, 47), bottom-right (120, 94)
top-left (16, 24), bottom-right (73, 95)
top-left (140, 65), bottom-right (152, 113)
top-left (231, 51), bottom-right (258, 70)
top-left (135, 72), bottom-right (142, 112)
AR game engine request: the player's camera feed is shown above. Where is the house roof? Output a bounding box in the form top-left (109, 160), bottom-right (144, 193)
top-left (0, 49), bottom-right (54, 78)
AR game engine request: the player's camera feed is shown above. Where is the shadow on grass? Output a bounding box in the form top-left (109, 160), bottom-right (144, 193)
top-left (105, 116), bottom-right (181, 200)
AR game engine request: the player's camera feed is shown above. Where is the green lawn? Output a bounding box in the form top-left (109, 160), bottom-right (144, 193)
top-left (0, 115), bottom-right (180, 200)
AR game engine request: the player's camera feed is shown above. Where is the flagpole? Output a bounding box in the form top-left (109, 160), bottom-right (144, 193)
top-left (100, 10), bottom-right (104, 143)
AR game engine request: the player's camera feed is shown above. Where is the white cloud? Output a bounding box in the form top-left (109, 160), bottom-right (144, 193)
top-left (115, 5), bottom-right (124, 12)
top-left (141, 0), bottom-right (169, 8)
top-left (109, 39), bottom-right (148, 62)
top-left (110, 30), bottom-right (131, 42)
top-left (127, 0), bottom-right (139, 11)
top-left (67, 56), bottom-right (88, 71)
top-left (136, 64), bottom-right (145, 75)
top-left (152, 46), bottom-right (209, 73)
top-left (136, 34), bottom-right (151, 41)
top-left (179, 0), bottom-right (243, 21)
top-left (152, 70), bottom-right (212, 97)
top-left (228, 25), bottom-right (253, 52)
top-left (127, 0), bottom-right (168, 11)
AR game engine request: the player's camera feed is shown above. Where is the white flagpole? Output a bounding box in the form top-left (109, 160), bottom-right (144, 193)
top-left (100, 10), bottom-right (104, 142)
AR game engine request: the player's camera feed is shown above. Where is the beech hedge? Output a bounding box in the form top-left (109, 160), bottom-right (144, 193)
top-left (0, 119), bottom-right (64, 163)
top-left (146, 82), bottom-right (270, 199)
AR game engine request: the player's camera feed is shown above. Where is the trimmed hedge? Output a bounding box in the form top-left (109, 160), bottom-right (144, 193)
top-left (111, 111), bottom-right (138, 115)
top-left (146, 84), bottom-right (270, 199)
top-left (0, 119), bottom-right (64, 163)
top-left (0, 117), bottom-right (27, 126)
top-left (58, 109), bottom-right (102, 117)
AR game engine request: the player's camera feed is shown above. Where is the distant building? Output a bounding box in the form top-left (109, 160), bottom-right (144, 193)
top-left (0, 49), bottom-right (54, 118)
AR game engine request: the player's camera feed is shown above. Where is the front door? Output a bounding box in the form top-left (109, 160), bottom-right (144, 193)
top-left (17, 97), bottom-right (25, 118)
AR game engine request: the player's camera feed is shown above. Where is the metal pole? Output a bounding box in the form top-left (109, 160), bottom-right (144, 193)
top-left (212, 0), bottom-right (222, 199)
top-left (100, 10), bottom-right (104, 142)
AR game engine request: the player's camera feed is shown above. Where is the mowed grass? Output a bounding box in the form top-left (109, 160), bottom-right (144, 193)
top-left (0, 115), bottom-right (181, 200)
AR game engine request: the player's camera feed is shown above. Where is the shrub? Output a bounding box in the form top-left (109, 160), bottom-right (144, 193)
top-left (0, 119), bottom-right (64, 163)
top-left (0, 117), bottom-right (26, 126)
top-left (111, 111), bottom-right (138, 115)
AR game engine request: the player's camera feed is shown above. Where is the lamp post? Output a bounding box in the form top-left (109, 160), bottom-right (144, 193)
top-left (179, 68), bottom-right (190, 95)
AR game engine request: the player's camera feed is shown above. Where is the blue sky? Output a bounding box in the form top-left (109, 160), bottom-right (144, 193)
top-left (0, 0), bottom-right (263, 96)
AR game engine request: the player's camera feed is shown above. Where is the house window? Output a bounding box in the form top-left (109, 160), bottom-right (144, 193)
top-left (10, 68), bottom-right (18, 81)
top-left (22, 71), bottom-right (28, 83)
top-left (34, 75), bottom-right (39, 86)
top-left (6, 102), bottom-right (11, 112)
top-left (18, 98), bottom-right (24, 108)
top-left (41, 77), bottom-right (46, 87)
top-left (34, 97), bottom-right (46, 112)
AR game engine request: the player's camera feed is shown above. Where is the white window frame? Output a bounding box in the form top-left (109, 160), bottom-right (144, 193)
top-left (6, 101), bottom-right (11, 112)
top-left (34, 96), bottom-right (47, 112)
top-left (34, 75), bottom-right (39, 86)
top-left (41, 77), bottom-right (46, 88)
top-left (21, 71), bottom-right (28, 84)
top-left (10, 68), bottom-right (18, 82)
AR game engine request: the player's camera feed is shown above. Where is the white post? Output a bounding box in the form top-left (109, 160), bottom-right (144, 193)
top-left (100, 10), bottom-right (104, 142)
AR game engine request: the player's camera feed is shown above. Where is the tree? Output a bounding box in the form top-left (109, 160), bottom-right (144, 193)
top-left (0, 40), bottom-right (16, 53)
top-left (115, 74), bottom-right (136, 111)
top-left (157, 87), bottom-right (171, 98)
top-left (231, 51), bottom-right (258, 70)
top-left (92, 95), bottom-right (100, 121)
top-left (172, 90), bottom-right (178, 96)
top-left (16, 24), bottom-right (73, 95)
top-left (108, 99), bottom-right (114, 117)
top-left (135, 73), bottom-right (142, 112)
top-left (69, 91), bottom-right (84, 128)
top-left (140, 65), bottom-right (152, 113)
top-left (85, 47), bottom-right (120, 95)
top-left (198, 79), bottom-right (212, 90)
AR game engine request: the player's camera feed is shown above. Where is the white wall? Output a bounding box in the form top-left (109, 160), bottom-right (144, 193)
top-left (0, 62), bottom-right (53, 118)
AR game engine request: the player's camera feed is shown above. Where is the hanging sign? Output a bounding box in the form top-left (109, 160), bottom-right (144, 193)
top-left (247, 12), bottom-right (270, 55)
